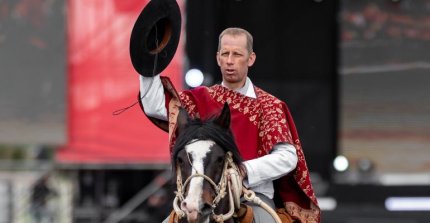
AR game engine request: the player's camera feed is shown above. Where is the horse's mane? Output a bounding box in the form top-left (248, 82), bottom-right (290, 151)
top-left (171, 117), bottom-right (243, 171)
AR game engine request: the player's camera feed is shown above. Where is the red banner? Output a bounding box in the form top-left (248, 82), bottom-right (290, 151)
top-left (56, 0), bottom-right (184, 165)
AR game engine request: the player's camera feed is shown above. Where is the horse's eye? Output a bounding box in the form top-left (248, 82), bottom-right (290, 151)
top-left (216, 156), bottom-right (224, 164)
top-left (177, 157), bottom-right (184, 165)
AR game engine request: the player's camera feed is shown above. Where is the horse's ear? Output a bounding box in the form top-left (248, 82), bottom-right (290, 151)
top-left (215, 103), bottom-right (231, 129)
top-left (177, 107), bottom-right (189, 133)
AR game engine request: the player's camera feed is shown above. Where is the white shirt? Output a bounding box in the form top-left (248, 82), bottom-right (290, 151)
top-left (139, 75), bottom-right (298, 199)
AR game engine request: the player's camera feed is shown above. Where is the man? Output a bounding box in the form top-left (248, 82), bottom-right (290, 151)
top-left (139, 28), bottom-right (320, 222)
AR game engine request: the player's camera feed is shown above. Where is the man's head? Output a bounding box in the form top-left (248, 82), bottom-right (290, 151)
top-left (216, 28), bottom-right (256, 90)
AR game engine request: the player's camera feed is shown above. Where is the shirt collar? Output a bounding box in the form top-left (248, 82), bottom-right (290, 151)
top-left (221, 77), bottom-right (256, 98)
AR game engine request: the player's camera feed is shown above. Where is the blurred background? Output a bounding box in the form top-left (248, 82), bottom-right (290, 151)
top-left (0, 0), bottom-right (429, 222)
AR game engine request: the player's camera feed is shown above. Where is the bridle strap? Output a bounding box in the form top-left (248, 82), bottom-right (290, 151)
top-left (182, 173), bottom-right (219, 191)
top-left (212, 177), bottom-right (236, 222)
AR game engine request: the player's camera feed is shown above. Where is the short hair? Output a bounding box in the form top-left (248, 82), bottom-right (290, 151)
top-left (218, 27), bottom-right (253, 53)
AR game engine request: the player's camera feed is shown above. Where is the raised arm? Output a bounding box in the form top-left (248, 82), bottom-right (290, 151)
top-left (139, 75), bottom-right (168, 121)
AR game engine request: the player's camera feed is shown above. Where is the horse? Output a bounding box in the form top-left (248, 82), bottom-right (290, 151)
top-left (170, 103), bottom-right (245, 223)
top-left (169, 103), bottom-right (284, 223)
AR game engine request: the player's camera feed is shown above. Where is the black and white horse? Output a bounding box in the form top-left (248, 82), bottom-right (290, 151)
top-left (171, 104), bottom-right (243, 223)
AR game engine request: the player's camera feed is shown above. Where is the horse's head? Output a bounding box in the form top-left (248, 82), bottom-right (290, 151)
top-left (172, 103), bottom-right (243, 223)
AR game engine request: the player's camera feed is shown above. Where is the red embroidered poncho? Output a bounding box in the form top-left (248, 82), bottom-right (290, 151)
top-left (144, 77), bottom-right (320, 223)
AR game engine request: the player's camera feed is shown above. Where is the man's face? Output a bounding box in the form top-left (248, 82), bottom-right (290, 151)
top-left (216, 34), bottom-right (256, 90)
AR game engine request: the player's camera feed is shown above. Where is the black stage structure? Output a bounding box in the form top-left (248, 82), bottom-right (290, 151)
top-left (185, 0), bottom-right (430, 223)
top-left (185, 0), bottom-right (338, 183)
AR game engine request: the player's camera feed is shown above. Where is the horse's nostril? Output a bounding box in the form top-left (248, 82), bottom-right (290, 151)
top-left (181, 200), bottom-right (197, 214)
top-left (181, 201), bottom-right (187, 210)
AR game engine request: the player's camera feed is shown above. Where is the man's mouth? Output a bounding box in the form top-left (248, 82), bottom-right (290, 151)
top-left (225, 69), bottom-right (235, 74)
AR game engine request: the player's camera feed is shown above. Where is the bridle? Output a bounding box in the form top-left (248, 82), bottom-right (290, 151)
top-left (172, 151), bottom-right (282, 223)
top-left (173, 151), bottom-right (242, 222)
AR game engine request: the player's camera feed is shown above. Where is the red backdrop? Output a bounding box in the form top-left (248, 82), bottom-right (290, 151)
top-left (56, 0), bottom-right (184, 165)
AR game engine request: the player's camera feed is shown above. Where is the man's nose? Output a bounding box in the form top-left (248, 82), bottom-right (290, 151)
top-left (226, 54), bottom-right (233, 64)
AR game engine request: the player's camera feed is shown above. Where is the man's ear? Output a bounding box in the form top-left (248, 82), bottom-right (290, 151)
top-left (214, 103), bottom-right (231, 129)
top-left (247, 52), bottom-right (256, 67)
top-left (176, 107), bottom-right (189, 133)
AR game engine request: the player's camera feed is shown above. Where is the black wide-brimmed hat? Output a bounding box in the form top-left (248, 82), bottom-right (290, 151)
top-left (130, 0), bottom-right (181, 76)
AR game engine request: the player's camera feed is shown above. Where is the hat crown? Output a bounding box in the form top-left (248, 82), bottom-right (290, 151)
top-left (130, 0), bottom-right (181, 77)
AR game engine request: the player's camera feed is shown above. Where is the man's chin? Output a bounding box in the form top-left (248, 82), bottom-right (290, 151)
top-left (223, 76), bottom-right (240, 84)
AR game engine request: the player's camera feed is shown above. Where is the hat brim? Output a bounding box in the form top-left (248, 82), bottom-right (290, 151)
top-left (130, 0), bottom-right (181, 77)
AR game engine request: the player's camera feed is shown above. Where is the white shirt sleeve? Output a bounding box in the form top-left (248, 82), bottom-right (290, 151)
top-left (242, 143), bottom-right (298, 187)
top-left (139, 75), bottom-right (168, 121)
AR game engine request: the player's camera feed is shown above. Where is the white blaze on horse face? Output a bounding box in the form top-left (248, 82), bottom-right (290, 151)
top-left (182, 139), bottom-right (215, 221)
